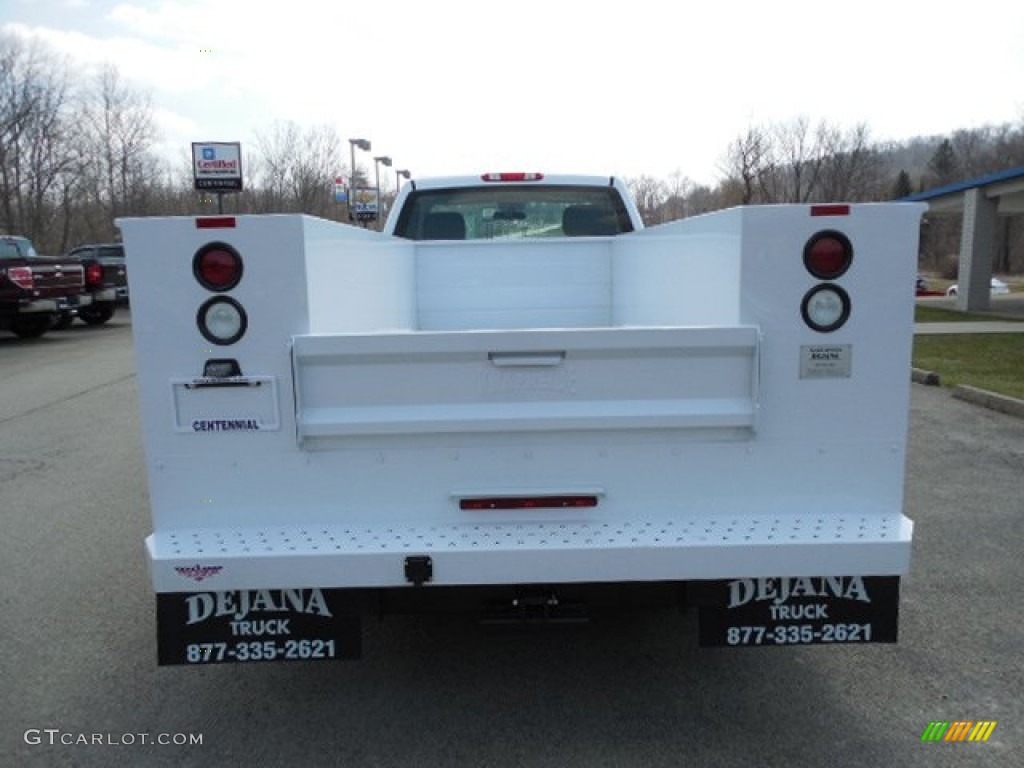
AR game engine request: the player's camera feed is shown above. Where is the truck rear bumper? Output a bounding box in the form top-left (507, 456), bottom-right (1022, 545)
top-left (149, 512), bottom-right (913, 592)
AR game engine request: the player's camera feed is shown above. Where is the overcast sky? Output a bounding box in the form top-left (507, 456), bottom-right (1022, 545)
top-left (4, 0), bottom-right (1024, 187)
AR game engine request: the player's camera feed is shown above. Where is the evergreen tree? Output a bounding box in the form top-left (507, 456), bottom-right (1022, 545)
top-left (891, 169), bottom-right (913, 199)
top-left (927, 139), bottom-right (959, 184)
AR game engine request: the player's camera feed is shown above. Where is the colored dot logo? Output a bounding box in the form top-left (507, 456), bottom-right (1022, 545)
top-left (921, 721), bottom-right (997, 742)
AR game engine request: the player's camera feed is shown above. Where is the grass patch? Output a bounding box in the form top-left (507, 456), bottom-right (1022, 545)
top-left (914, 305), bottom-right (1023, 323)
top-left (913, 334), bottom-right (1024, 400)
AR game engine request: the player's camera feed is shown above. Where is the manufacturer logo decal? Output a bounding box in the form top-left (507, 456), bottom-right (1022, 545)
top-left (175, 564), bottom-right (224, 583)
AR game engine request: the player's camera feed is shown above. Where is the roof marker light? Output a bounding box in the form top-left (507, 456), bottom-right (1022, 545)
top-left (810, 204), bottom-right (850, 217)
top-left (481, 172), bottom-right (544, 182)
top-left (196, 217), bottom-right (237, 229)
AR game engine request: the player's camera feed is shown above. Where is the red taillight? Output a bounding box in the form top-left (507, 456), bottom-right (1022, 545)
top-left (193, 242), bottom-right (243, 292)
top-left (6, 266), bottom-right (33, 290)
top-left (803, 230), bottom-right (853, 280)
top-left (85, 262), bottom-right (103, 287)
top-left (459, 495), bottom-right (599, 511)
top-left (481, 172), bottom-right (544, 182)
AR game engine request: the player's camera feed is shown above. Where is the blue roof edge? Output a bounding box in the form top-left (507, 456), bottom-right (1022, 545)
top-left (900, 165), bottom-right (1024, 202)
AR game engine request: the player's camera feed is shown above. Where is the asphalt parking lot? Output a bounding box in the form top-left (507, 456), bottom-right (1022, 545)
top-left (1, 313), bottom-right (1021, 767)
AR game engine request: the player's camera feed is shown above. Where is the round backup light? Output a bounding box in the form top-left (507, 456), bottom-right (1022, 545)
top-left (801, 284), bottom-right (851, 333)
top-left (803, 230), bottom-right (853, 280)
top-left (197, 296), bottom-right (247, 345)
top-left (193, 242), bottom-right (243, 291)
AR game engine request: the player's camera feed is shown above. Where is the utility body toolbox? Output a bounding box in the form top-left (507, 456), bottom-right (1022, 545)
top-left (118, 175), bottom-right (924, 664)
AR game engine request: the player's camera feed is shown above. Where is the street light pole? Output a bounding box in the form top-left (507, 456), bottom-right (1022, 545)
top-left (347, 138), bottom-right (371, 224)
top-left (395, 168), bottom-right (411, 194)
top-left (373, 156), bottom-right (392, 230)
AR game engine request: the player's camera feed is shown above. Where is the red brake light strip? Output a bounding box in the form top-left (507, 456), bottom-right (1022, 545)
top-left (481, 173), bottom-right (544, 182)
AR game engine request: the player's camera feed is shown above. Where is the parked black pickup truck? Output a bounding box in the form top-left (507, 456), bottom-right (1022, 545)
top-left (55, 242), bottom-right (128, 327)
top-left (1, 235), bottom-right (85, 338)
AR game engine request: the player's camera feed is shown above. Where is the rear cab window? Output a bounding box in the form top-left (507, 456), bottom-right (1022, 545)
top-left (0, 237), bottom-right (36, 259)
top-left (394, 184), bottom-right (635, 241)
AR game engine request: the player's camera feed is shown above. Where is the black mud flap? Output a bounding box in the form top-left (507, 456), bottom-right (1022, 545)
top-left (694, 576), bottom-right (899, 647)
top-left (156, 588), bottom-right (362, 665)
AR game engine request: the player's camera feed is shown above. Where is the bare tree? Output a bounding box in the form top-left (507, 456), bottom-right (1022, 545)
top-left (763, 117), bottom-right (834, 202)
top-left (685, 184), bottom-right (723, 216)
top-left (991, 119), bottom-right (1024, 169)
top-left (719, 125), bottom-right (769, 204)
top-left (76, 63), bottom-right (158, 240)
top-left (817, 123), bottom-right (882, 201)
top-left (0, 32), bottom-right (76, 250)
top-left (252, 121), bottom-right (345, 217)
top-left (626, 175), bottom-right (667, 225)
top-left (660, 169), bottom-right (693, 221)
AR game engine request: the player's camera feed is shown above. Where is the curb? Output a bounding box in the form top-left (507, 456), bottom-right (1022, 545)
top-left (911, 367), bottom-right (941, 386)
top-left (952, 385), bottom-right (1024, 419)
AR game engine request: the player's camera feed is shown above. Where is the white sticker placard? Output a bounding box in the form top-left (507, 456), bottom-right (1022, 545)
top-left (800, 345), bottom-right (852, 379)
top-left (170, 376), bottom-right (280, 432)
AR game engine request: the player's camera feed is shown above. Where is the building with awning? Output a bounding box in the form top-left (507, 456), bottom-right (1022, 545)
top-left (903, 165), bottom-right (1024, 310)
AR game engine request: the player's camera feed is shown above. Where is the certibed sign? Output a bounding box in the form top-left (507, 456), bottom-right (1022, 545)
top-left (192, 142), bottom-right (243, 192)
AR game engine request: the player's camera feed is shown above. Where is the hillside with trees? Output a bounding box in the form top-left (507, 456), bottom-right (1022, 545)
top-left (627, 119), bottom-right (1024, 274)
top-left (3, 30), bottom-right (1022, 272)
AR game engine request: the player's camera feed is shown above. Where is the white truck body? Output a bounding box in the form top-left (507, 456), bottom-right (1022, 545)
top-left (118, 175), bottom-right (924, 663)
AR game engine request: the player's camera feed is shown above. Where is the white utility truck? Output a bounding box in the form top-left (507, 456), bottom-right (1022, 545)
top-left (118, 174), bottom-right (924, 664)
